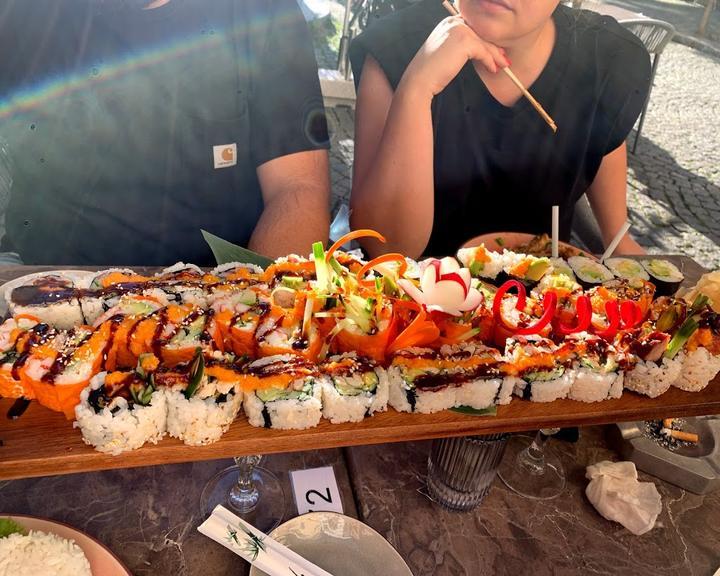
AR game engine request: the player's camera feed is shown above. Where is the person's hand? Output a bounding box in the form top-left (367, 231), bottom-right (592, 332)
top-left (400, 16), bottom-right (508, 100)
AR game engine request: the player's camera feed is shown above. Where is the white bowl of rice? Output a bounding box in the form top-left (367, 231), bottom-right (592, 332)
top-left (0, 515), bottom-right (130, 576)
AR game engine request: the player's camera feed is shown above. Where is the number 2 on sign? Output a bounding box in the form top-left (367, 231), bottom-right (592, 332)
top-left (305, 487), bottom-right (333, 511)
top-left (290, 466), bottom-right (343, 515)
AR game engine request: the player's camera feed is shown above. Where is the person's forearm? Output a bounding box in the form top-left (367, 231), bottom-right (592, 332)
top-left (249, 190), bottom-right (329, 259)
top-left (587, 143), bottom-right (645, 255)
top-left (351, 82), bottom-right (435, 259)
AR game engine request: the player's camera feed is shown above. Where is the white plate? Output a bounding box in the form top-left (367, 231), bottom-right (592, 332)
top-left (0, 514), bottom-right (131, 575)
top-left (249, 512), bottom-right (413, 576)
top-left (0, 269), bottom-right (94, 317)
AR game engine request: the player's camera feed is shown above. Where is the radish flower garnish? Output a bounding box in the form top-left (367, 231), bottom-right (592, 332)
top-left (398, 257), bottom-right (482, 316)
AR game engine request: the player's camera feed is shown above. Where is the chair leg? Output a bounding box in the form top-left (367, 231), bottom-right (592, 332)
top-left (631, 54), bottom-right (661, 155)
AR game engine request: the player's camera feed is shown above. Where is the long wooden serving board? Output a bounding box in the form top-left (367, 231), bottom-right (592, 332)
top-left (1, 257), bottom-right (717, 480)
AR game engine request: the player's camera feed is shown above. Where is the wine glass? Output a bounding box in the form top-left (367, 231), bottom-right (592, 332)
top-left (497, 428), bottom-right (566, 499)
top-left (200, 455), bottom-right (286, 533)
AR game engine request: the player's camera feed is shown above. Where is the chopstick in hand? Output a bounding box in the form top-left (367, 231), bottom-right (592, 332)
top-left (442, 0), bottom-right (557, 133)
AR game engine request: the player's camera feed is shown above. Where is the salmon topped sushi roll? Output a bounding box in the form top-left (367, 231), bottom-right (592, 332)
top-left (0, 315), bottom-right (40, 399)
top-left (505, 336), bottom-right (576, 402)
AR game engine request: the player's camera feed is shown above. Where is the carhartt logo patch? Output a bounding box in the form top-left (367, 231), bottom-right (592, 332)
top-left (213, 143), bottom-right (237, 169)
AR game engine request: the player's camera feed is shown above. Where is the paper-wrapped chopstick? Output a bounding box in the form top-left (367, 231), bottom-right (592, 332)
top-left (198, 505), bottom-right (335, 576)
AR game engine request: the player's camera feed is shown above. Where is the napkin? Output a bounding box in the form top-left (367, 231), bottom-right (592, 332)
top-left (585, 460), bottom-right (662, 535)
top-left (198, 505), bottom-right (335, 576)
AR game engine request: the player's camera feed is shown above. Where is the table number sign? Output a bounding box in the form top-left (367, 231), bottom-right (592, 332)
top-left (290, 466), bottom-right (343, 515)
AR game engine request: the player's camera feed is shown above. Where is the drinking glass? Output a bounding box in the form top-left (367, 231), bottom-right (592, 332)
top-left (427, 434), bottom-right (509, 511)
top-left (497, 429), bottom-right (566, 499)
top-left (200, 455), bottom-right (285, 533)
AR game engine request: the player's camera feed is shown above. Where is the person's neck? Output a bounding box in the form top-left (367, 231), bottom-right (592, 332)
top-left (501, 18), bottom-right (556, 75)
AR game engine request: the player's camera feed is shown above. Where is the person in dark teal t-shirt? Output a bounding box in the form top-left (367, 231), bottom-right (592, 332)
top-left (0, 0), bottom-right (330, 265)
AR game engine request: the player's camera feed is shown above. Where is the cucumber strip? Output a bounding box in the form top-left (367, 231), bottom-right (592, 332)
top-left (664, 317), bottom-right (700, 359)
top-left (312, 242), bottom-right (330, 293)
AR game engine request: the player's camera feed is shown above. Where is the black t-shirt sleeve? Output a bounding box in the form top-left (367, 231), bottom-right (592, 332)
top-left (349, 0), bottom-right (444, 90)
top-left (595, 24), bottom-right (652, 154)
top-left (248, 0), bottom-right (329, 168)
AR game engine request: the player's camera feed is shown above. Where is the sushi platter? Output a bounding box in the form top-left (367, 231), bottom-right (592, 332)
top-left (1, 232), bottom-right (720, 480)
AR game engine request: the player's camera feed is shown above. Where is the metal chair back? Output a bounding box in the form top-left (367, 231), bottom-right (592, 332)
top-left (620, 19), bottom-right (676, 153)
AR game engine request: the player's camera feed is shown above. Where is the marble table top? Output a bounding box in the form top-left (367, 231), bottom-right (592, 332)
top-left (1, 427), bottom-right (719, 575)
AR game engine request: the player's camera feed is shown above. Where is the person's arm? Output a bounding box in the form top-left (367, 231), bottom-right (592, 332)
top-left (350, 18), bottom-right (507, 259)
top-left (586, 142), bottom-right (645, 255)
top-left (249, 149), bottom-right (330, 259)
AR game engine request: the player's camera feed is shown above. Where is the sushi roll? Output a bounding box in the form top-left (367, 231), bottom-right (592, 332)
top-left (388, 344), bottom-right (507, 414)
top-left (618, 331), bottom-right (681, 398)
top-left (74, 369), bottom-right (166, 455)
top-left (162, 353), bottom-right (243, 445)
top-left (565, 335), bottom-right (626, 402)
top-left (154, 263), bottom-right (208, 309)
top-left (0, 315), bottom-right (40, 399)
top-left (673, 347), bottom-right (720, 392)
top-left (319, 352), bottom-right (389, 423)
top-left (641, 259), bottom-right (684, 296)
top-left (456, 244), bottom-right (504, 280)
top-left (24, 321), bottom-right (116, 418)
top-left (241, 355), bottom-right (322, 430)
top-left (604, 258), bottom-right (649, 282)
top-left (498, 255), bottom-right (552, 288)
top-left (80, 268), bottom-right (162, 325)
top-left (669, 306), bottom-right (720, 392)
top-left (505, 337), bottom-right (576, 403)
top-left (567, 256), bottom-right (613, 289)
top-left (6, 273), bottom-right (86, 330)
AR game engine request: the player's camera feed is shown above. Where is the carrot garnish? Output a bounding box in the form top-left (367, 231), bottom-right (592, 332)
top-left (356, 253), bottom-right (407, 287)
top-left (325, 229), bottom-right (386, 262)
top-left (387, 305), bottom-right (440, 355)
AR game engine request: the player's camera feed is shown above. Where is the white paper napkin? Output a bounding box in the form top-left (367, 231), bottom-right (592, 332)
top-left (198, 505), bottom-right (335, 576)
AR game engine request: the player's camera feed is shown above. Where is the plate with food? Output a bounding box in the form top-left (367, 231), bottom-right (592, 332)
top-left (249, 511), bottom-right (412, 576)
top-left (461, 232), bottom-right (593, 259)
top-left (0, 515), bottom-right (130, 575)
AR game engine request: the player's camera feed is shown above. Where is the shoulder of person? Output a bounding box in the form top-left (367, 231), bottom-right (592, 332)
top-left (349, 0), bottom-right (447, 88)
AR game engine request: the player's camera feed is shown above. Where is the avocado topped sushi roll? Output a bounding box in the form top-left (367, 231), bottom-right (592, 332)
top-left (641, 259), bottom-right (684, 296)
top-left (319, 352), bottom-right (389, 423)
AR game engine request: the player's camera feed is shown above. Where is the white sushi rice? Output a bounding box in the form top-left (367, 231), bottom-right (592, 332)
top-left (166, 388), bottom-right (242, 446)
top-left (454, 378), bottom-right (502, 410)
top-left (568, 368), bottom-right (623, 403)
top-left (0, 530), bottom-right (91, 576)
top-left (320, 368), bottom-right (389, 424)
top-left (513, 369), bottom-right (575, 402)
top-left (387, 366), bottom-right (456, 414)
top-left (210, 261), bottom-right (264, 277)
top-left (9, 299), bottom-right (84, 331)
top-left (624, 357), bottom-right (683, 398)
top-left (243, 380), bottom-right (322, 430)
top-left (456, 246), bottom-right (504, 279)
top-left (673, 347), bottom-right (720, 392)
top-left (74, 374), bottom-right (167, 455)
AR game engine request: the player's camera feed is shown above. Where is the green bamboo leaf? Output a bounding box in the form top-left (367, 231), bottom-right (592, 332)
top-left (450, 405), bottom-right (498, 416)
top-left (201, 229), bottom-right (272, 269)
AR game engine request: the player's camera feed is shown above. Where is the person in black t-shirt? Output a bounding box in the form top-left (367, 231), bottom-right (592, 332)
top-left (348, 0), bottom-right (651, 258)
top-left (0, 0), bottom-right (330, 266)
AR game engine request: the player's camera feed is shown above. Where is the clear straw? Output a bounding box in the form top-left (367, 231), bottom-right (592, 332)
top-left (600, 221), bottom-right (631, 263)
top-left (551, 205), bottom-right (559, 259)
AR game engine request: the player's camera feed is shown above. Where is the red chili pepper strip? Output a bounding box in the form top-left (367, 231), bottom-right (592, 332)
top-left (513, 292), bottom-right (557, 335)
top-left (492, 281), bottom-right (557, 335)
top-left (593, 300), bottom-right (621, 340)
top-left (326, 229), bottom-right (386, 262)
top-left (356, 253), bottom-right (407, 287)
top-left (620, 300), bottom-right (644, 329)
top-left (555, 295), bottom-right (592, 336)
top-left (492, 280), bottom-right (527, 325)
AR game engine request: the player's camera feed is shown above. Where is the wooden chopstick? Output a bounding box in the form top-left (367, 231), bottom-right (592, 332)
top-left (441, 0), bottom-right (557, 133)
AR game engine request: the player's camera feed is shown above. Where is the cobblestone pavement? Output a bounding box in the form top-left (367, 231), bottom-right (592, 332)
top-left (314, 6), bottom-right (720, 266)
